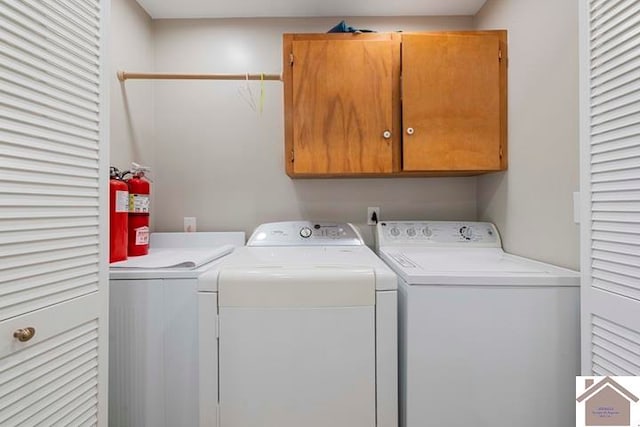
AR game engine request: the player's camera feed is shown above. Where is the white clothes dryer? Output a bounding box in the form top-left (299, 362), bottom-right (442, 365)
top-left (198, 221), bottom-right (398, 427)
top-left (109, 232), bottom-right (245, 427)
top-left (376, 221), bottom-right (580, 427)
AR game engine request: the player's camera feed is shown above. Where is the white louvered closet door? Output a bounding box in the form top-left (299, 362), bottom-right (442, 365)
top-left (0, 0), bottom-right (109, 425)
top-left (579, 0), bottom-right (640, 375)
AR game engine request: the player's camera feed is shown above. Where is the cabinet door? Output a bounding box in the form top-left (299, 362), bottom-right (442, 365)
top-left (0, 295), bottom-right (102, 425)
top-left (0, 0), bottom-right (108, 423)
top-left (579, 0), bottom-right (640, 376)
top-left (402, 32), bottom-right (507, 171)
top-left (284, 35), bottom-right (401, 176)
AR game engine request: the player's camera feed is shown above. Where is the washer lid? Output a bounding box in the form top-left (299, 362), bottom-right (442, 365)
top-left (380, 248), bottom-right (579, 286)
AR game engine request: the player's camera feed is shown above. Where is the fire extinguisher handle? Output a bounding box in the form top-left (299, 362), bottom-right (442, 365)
top-left (130, 162), bottom-right (152, 181)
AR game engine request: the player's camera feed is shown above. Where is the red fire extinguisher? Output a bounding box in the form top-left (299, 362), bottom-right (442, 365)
top-left (109, 167), bottom-right (128, 263)
top-left (125, 163), bottom-right (151, 257)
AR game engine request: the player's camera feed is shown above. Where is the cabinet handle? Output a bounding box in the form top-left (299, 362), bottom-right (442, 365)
top-left (382, 130), bottom-right (392, 139)
top-left (13, 327), bottom-right (36, 342)
top-left (406, 127), bottom-right (415, 135)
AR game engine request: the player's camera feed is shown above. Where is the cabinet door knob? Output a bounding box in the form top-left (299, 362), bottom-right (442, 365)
top-left (382, 130), bottom-right (392, 139)
top-left (406, 127), bottom-right (415, 135)
top-left (13, 327), bottom-right (36, 342)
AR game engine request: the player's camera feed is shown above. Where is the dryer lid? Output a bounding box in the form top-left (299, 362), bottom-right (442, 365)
top-left (197, 246), bottom-right (398, 292)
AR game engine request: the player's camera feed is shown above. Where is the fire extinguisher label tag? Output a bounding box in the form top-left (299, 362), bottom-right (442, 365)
top-left (129, 194), bottom-right (150, 213)
top-left (115, 191), bottom-right (129, 213)
top-left (135, 226), bottom-right (150, 245)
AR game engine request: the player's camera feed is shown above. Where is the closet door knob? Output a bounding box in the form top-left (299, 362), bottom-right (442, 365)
top-left (13, 327), bottom-right (36, 342)
top-left (382, 130), bottom-right (392, 139)
top-left (406, 127), bottom-right (415, 135)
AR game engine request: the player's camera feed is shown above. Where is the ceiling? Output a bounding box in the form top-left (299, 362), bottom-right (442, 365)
top-left (135, 0), bottom-right (487, 19)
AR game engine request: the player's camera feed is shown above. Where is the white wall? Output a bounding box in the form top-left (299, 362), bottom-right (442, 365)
top-left (474, 0), bottom-right (580, 269)
top-left (150, 17), bottom-right (479, 240)
top-left (112, 10), bottom-right (580, 257)
top-left (110, 0), bottom-right (154, 171)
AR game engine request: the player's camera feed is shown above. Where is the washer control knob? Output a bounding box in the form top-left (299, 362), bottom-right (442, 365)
top-left (300, 227), bottom-right (312, 238)
top-left (407, 228), bottom-right (417, 237)
top-left (389, 227), bottom-right (401, 237)
top-left (422, 227), bottom-right (433, 237)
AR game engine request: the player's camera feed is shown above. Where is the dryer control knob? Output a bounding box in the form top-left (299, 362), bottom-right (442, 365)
top-left (389, 227), bottom-right (401, 237)
top-left (299, 227), bottom-right (312, 238)
top-left (460, 226), bottom-right (474, 240)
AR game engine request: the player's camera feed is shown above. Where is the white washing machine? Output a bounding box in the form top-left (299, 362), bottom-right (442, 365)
top-left (376, 221), bottom-right (580, 427)
top-left (109, 231), bottom-right (245, 427)
top-left (197, 221), bottom-right (398, 427)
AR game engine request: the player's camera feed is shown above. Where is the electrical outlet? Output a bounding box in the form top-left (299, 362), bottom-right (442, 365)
top-left (184, 217), bottom-right (197, 232)
top-left (367, 207), bottom-right (380, 226)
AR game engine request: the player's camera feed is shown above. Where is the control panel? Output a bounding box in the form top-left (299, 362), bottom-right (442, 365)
top-left (376, 221), bottom-right (501, 248)
top-left (247, 221), bottom-right (364, 246)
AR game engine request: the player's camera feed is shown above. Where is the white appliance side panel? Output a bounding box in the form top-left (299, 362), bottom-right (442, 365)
top-left (109, 279), bottom-right (165, 427)
top-left (219, 306), bottom-right (376, 427)
top-left (198, 291), bottom-right (218, 427)
top-left (110, 279), bottom-right (200, 427)
top-left (163, 279), bottom-right (199, 427)
top-left (376, 290), bottom-right (398, 427)
top-left (403, 282), bottom-right (580, 427)
top-left (397, 280), bottom-right (409, 427)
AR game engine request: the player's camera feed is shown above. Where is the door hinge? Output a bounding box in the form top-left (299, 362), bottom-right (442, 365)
top-left (289, 53), bottom-right (294, 66)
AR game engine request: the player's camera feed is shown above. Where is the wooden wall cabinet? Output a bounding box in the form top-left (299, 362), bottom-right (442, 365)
top-left (283, 33), bottom-right (401, 176)
top-left (283, 31), bottom-right (508, 177)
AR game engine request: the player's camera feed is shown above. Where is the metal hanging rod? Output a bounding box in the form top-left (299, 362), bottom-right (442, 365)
top-left (117, 71), bottom-right (282, 82)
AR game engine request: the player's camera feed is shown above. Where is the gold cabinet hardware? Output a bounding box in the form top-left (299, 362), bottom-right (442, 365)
top-left (13, 327), bottom-right (36, 342)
